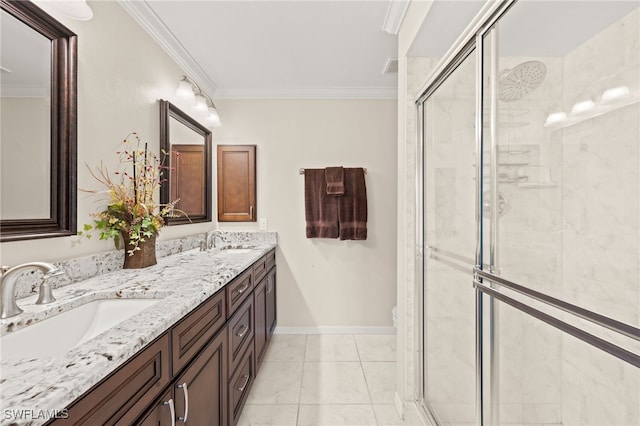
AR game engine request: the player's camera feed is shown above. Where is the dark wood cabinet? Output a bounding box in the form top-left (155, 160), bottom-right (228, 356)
top-left (173, 329), bottom-right (228, 426)
top-left (53, 334), bottom-right (171, 425)
top-left (217, 145), bottom-right (256, 222)
top-left (139, 330), bottom-right (227, 426)
top-left (254, 250), bottom-right (277, 372)
top-left (50, 253), bottom-right (275, 426)
top-left (170, 144), bottom-right (206, 217)
top-left (228, 346), bottom-right (255, 426)
top-left (172, 290), bottom-right (226, 375)
top-left (253, 277), bottom-right (268, 370)
top-left (265, 267), bottom-right (277, 340)
top-left (136, 390), bottom-right (173, 426)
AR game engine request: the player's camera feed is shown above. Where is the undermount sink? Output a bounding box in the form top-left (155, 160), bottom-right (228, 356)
top-left (1, 298), bottom-right (161, 360)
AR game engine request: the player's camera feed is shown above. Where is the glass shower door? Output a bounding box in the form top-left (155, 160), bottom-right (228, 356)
top-left (421, 47), bottom-right (477, 425)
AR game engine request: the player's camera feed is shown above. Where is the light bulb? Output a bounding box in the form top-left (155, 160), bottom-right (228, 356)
top-left (601, 86), bottom-right (630, 103)
top-left (176, 80), bottom-right (194, 101)
top-left (194, 94), bottom-right (207, 111)
top-left (207, 107), bottom-right (221, 127)
top-left (571, 100), bottom-right (595, 115)
top-left (544, 111), bottom-right (567, 127)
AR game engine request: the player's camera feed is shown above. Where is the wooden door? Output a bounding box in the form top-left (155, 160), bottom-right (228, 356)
top-left (254, 277), bottom-right (267, 370)
top-left (266, 268), bottom-right (277, 340)
top-left (173, 329), bottom-right (228, 426)
top-left (170, 144), bottom-right (205, 217)
top-left (217, 145), bottom-right (256, 222)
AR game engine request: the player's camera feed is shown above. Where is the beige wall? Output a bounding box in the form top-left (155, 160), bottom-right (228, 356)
top-left (0, 1), bottom-right (213, 266)
top-left (213, 99), bottom-right (398, 329)
top-left (1, 97), bottom-right (50, 219)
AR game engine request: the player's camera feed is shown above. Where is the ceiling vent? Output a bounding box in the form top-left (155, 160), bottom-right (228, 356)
top-left (383, 58), bottom-right (398, 74)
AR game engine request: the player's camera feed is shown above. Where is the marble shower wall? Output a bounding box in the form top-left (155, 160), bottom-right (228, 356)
top-left (558, 8), bottom-right (640, 425)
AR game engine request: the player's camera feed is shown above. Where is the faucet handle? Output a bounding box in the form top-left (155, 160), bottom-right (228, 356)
top-left (35, 271), bottom-right (63, 305)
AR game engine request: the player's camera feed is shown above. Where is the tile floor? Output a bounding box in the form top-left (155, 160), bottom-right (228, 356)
top-left (237, 334), bottom-right (418, 426)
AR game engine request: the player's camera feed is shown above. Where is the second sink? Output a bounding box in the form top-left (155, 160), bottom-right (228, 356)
top-left (1, 298), bottom-right (161, 360)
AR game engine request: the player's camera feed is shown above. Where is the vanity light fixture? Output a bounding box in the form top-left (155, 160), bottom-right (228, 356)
top-left (175, 75), bottom-right (221, 127)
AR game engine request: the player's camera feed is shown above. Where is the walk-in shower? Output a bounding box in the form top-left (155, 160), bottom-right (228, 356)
top-left (414, 1), bottom-right (640, 425)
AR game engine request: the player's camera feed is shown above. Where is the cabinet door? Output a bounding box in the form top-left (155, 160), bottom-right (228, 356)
top-left (136, 390), bottom-right (174, 426)
top-left (53, 334), bottom-right (171, 426)
top-left (254, 277), bottom-right (267, 371)
top-left (217, 145), bottom-right (256, 222)
top-left (174, 329), bottom-right (228, 426)
top-left (265, 268), bottom-right (277, 340)
top-left (229, 346), bottom-right (255, 426)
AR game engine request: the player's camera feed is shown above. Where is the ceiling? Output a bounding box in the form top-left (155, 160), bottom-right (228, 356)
top-left (139, 0), bottom-right (402, 99)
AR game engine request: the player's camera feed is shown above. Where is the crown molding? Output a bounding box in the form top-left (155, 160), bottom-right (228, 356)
top-left (215, 86), bottom-right (398, 100)
top-left (117, 0), bottom-right (217, 97)
top-left (382, 0), bottom-right (410, 35)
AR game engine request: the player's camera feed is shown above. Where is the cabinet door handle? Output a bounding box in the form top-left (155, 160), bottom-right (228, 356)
top-left (163, 399), bottom-right (176, 426)
top-left (236, 282), bottom-right (250, 295)
top-left (177, 382), bottom-right (189, 423)
top-left (236, 374), bottom-right (250, 392)
top-left (236, 324), bottom-right (249, 338)
top-left (266, 276), bottom-right (272, 293)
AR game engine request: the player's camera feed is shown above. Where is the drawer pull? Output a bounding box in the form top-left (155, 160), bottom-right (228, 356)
top-left (177, 382), bottom-right (189, 423)
top-left (236, 374), bottom-right (251, 392)
top-left (236, 324), bottom-right (249, 338)
top-left (235, 282), bottom-right (250, 295)
top-left (163, 399), bottom-right (176, 426)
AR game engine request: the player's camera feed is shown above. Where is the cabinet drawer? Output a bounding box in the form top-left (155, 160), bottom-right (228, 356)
top-left (227, 296), bottom-right (254, 374)
top-left (253, 255), bottom-right (267, 286)
top-left (228, 346), bottom-right (255, 426)
top-left (172, 289), bottom-right (226, 375)
top-left (265, 249), bottom-right (276, 272)
top-left (55, 334), bottom-right (171, 426)
top-left (226, 268), bottom-right (253, 317)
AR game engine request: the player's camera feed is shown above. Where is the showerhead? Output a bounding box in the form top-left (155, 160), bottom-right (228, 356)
top-left (498, 60), bottom-right (547, 102)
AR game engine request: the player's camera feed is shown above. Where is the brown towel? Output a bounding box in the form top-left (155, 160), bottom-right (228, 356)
top-left (338, 168), bottom-right (367, 240)
top-left (304, 169), bottom-right (339, 238)
top-left (325, 166), bottom-right (345, 196)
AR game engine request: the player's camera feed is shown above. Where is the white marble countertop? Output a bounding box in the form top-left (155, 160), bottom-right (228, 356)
top-left (0, 243), bottom-right (276, 426)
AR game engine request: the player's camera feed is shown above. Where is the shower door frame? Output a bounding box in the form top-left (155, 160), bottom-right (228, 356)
top-left (414, 0), bottom-right (640, 425)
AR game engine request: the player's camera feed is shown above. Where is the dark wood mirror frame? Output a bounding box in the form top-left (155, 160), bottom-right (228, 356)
top-left (159, 100), bottom-right (212, 225)
top-left (0, 0), bottom-right (77, 242)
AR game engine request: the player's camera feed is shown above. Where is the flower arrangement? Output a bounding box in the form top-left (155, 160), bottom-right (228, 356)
top-left (80, 133), bottom-right (182, 258)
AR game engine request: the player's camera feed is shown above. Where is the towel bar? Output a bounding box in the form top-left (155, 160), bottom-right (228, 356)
top-left (299, 168), bottom-right (367, 175)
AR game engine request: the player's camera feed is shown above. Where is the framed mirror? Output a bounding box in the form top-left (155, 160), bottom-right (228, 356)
top-left (0, 0), bottom-right (77, 241)
top-left (159, 100), bottom-right (212, 225)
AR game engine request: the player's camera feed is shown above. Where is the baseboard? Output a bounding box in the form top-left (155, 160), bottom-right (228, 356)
top-left (274, 326), bottom-right (397, 335)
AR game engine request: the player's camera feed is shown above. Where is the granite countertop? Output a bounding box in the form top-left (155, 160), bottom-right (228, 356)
top-left (0, 243), bottom-right (276, 426)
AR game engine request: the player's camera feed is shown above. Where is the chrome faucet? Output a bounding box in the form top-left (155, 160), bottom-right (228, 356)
top-left (0, 262), bottom-right (65, 319)
top-left (200, 230), bottom-right (225, 251)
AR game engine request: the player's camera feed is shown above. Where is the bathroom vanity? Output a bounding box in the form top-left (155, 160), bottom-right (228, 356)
top-left (0, 239), bottom-right (277, 426)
